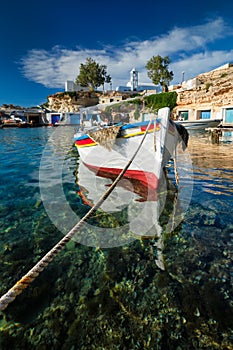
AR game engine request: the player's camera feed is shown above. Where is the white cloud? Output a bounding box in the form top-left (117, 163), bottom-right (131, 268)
top-left (20, 17), bottom-right (233, 89)
top-left (171, 50), bottom-right (233, 84)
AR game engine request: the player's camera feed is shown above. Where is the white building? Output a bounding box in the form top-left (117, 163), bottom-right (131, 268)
top-left (116, 68), bottom-right (160, 93)
top-left (65, 80), bottom-right (89, 92)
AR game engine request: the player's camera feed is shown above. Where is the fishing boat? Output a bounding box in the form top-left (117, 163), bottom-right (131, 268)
top-left (17, 121), bottom-right (31, 128)
top-left (1, 118), bottom-right (19, 127)
top-left (174, 118), bottom-right (221, 130)
top-left (74, 107), bottom-right (189, 191)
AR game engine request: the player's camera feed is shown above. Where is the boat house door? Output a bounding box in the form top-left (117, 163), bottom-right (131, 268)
top-left (51, 114), bottom-right (60, 124)
top-left (225, 108), bottom-right (233, 124)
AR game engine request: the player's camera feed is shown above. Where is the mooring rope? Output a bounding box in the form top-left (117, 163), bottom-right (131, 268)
top-left (0, 119), bottom-right (153, 311)
top-left (173, 148), bottom-right (179, 186)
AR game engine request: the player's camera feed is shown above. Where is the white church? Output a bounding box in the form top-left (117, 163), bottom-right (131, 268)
top-left (116, 68), bottom-right (160, 93)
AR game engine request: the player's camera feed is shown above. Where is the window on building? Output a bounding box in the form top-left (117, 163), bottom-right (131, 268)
top-left (179, 111), bottom-right (188, 120)
top-left (199, 110), bottom-right (211, 119)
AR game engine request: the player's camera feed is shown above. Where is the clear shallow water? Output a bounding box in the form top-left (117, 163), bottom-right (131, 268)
top-left (0, 127), bottom-right (232, 349)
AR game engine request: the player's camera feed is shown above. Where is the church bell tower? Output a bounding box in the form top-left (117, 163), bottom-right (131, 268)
top-left (130, 68), bottom-right (138, 91)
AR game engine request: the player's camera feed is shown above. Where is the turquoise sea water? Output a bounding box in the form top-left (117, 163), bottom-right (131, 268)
top-left (0, 126), bottom-right (233, 349)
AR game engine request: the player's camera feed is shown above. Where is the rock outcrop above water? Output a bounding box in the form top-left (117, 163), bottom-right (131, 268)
top-left (173, 65), bottom-right (233, 118)
top-left (47, 91), bottom-right (99, 112)
top-left (47, 91), bottom-right (132, 113)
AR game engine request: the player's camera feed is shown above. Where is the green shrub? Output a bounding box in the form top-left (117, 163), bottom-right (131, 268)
top-left (220, 73), bottom-right (227, 78)
top-left (144, 91), bottom-right (177, 111)
top-left (205, 82), bottom-right (212, 92)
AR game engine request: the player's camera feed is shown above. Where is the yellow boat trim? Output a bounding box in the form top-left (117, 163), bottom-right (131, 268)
top-left (121, 127), bottom-right (160, 138)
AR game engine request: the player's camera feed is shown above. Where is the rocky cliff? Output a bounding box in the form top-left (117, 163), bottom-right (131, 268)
top-left (173, 66), bottom-right (233, 118)
top-left (47, 91), bottom-right (133, 112)
top-left (47, 91), bottom-right (99, 112)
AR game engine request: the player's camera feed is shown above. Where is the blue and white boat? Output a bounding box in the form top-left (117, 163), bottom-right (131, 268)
top-left (174, 118), bottom-right (221, 130)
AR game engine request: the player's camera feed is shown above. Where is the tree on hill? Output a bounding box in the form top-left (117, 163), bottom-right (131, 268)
top-left (105, 74), bottom-right (112, 91)
top-left (145, 55), bottom-right (174, 92)
top-left (76, 57), bottom-right (112, 92)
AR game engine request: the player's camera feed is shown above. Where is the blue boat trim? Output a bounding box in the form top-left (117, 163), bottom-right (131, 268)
top-left (121, 120), bottom-right (158, 130)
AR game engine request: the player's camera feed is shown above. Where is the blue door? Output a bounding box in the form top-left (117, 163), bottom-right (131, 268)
top-left (225, 109), bottom-right (233, 124)
top-left (51, 114), bottom-right (60, 124)
top-left (200, 111), bottom-right (211, 119)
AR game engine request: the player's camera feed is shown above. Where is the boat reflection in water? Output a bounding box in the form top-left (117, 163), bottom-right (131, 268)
top-left (75, 159), bottom-right (183, 270)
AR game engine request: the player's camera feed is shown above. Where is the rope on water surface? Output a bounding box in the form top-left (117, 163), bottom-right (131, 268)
top-left (0, 119), bottom-right (153, 311)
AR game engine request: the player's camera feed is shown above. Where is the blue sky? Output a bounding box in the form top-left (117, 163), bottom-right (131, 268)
top-left (1, 0), bottom-right (233, 107)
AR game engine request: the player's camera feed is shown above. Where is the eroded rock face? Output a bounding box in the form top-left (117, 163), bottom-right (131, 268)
top-left (47, 92), bottom-right (99, 112)
top-left (174, 66), bottom-right (233, 119)
top-left (47, 91), bottom-right (132, 112)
